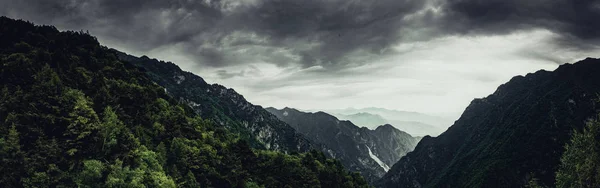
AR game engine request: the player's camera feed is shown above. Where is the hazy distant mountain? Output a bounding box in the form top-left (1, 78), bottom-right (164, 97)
top-left (324, 108), bottom-right (451, 136)
top-left (377, 58), bottom-right (600, 187)
top-left (333, 112), bottom-right (389, 129)
top-left (386, 120), bottom-right (443, 137)
top-left (266, 107), bottom-right (421, 184)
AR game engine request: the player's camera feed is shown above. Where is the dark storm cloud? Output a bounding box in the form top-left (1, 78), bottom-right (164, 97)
top-left (441, 0), bottom-right (600, 49)
top-left (237, 0), bottom-right (428, 68)
top-left (1, 0), bottom-right (599, 70)
top-left (0, 0), bottom-right (428, 69)
top-left (1, 0), bottom-right (226, 51)
top-left (215, 65), bottom-right (262, 79)
top-left (215, 70), bottom-right (245, 79)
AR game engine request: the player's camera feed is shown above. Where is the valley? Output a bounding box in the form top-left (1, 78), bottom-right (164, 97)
top-left (1, 3), bottom-right (600, 186)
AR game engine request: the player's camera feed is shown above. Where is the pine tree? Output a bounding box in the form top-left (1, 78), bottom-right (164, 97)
top-left (100, 106), bottom-right (125, 154)
top-left (62, 89), bottom-right (99, 157)
top-left (0, 124), bottom-right (24, 186)
top-left (556, 116), bottom-right (600, 188)
top-left (75, 160), bottom-right (106, 188)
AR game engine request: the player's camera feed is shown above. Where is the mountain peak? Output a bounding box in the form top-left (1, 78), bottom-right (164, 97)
top-left (377, 57), bottom-right (600, 187)
top-left (375, 124), bottom-right (395, 130)
top-left (0, 16), bottom-right (369, 187)
top-left (265, 107), bottom-right (420, 183)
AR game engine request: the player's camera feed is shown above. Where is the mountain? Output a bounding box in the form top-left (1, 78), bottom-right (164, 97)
top-left (326, 108), bottom-right (451, 136)
top-left (333, 112), bottom-right (389, 130)
top-left (385, 121), bottom-right (442, 137)
top-left (117, 53), bottom-right (315, 152)
top-left (266, 107), bottom-right (420, 183)
top-left (0, 16), bottom-right (369, 187)
top-left (377, 58), bottom-right (600, 187)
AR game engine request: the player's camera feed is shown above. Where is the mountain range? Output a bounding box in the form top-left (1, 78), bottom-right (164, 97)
top-left (2, 16), bottom-right (600, 188)
top-left (0, 16), bottom-right (369, 187)
top-left (117, 53), bottom-right (315, 153)
top-left (377, 58), bottom-right (600, 187)
top-left (266, 107), bottom-right (420, 183)
top-left (331, 112), bottom-right (389, 130)
top-left (324, 108), bottom-right (452, 136)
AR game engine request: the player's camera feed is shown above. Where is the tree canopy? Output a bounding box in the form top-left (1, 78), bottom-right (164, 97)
top-left (556, 115), bottom-right (600, 188)
top-left (0, 16), bottom-right (369, 188)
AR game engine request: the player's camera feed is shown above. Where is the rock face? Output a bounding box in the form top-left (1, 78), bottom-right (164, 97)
top-left (377, 58), bottom-right (600, 188)
top-left (117, 53), bottom-right (313, 153)
top-left (266, 107), bottom-right (420, 183)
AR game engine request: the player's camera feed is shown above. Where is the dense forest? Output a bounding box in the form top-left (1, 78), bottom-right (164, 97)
top-left (116, 51), bottom-right (314, 153)
top-left (0, 17), bottom-right (369, 187)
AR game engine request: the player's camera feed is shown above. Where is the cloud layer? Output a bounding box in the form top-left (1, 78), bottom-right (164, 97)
top-left (1, 0), bottom-right (427, 69)
top-left (3, 0), bottom-right (598, 71)
top-left (442, 0), bottom-right (600, 49)
top-left (2, 0), bottom-right (600, 120)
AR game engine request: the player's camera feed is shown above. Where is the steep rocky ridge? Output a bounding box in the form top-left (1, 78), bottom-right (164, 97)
top-left (117, 53), bottom-right (314, 152)
top-left (377, 58), bottom-right (600, 187)
top-left (267, 107), bottom-right (420, 183)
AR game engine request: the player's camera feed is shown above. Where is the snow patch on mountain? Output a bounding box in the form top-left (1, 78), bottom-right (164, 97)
top-left (367, 146), bottom-right (390, 172)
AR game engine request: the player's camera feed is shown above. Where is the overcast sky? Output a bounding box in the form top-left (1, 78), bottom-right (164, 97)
top-left (2, 0), bottom-right (599, 119)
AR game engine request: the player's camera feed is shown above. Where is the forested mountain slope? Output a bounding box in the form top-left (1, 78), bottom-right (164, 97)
top-left (117, 53), bottom-right (313, 152)
top-left (377, 58), bottom-right (600, 188)
top-left (0, 16), bottom-right (368, 187)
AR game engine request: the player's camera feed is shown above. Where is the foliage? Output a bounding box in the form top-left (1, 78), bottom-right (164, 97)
top-left (0, 16), bottom-right (368, 187)
top-left (556, 116), bottom-right (600, 188)
top-left (117, 51), bottom-right (313, 152)
top-left (525, 176), bottom-right (543, 188)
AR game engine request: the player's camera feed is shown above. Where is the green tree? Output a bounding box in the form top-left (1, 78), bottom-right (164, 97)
top-left (135, 146), bottom-right (176, 188)
top-left (155, 141), bottom-right (167, 166)
top-left (180, 171), bottom-right (200, 188)
top-left (100, 106), bottom-right (125, 153)
top-left (62, 88), bottom-right (99, 157)
top-left (0, 124), bottom-right (24, 186)
top-left (556, 117), bottom-right (600, 188)
top-left (525, 176), bottom-right (543, 188)
top-left (75, 160), bottom-right (106, 188)
top-left (0, 17), bottom-right (370, 188)
top-left (105, 160), bottom-right (145, 188)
